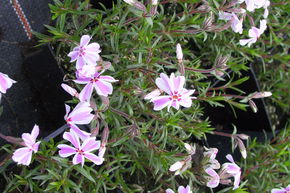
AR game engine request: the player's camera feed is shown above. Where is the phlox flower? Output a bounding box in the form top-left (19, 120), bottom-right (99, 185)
top-left (219, 154), bottom-right (241, 190)
top-left (64, 102), bottom-right (94, 140)
top-left (74, 71), bottom-right (118, 101)
top-left (166, 185), bottom-right (192, 193)
top-left (271, 185), bottom-right (290, 193)
top-left (57, 130), bottom-right (104, 167)
top-left (12, 125), bottom-right (41, 166)
top-left (204, 147), bottom-right (220, 169)
top-left (239, 19), bottom-right (267, 47)
top-left (67, 35), bottom-right (101, 70)
top-left (0, 72), bottom-right (16, 100)
top-left (148, 73), bottom-right (196, 111)
top-left (240, 0), bottom-right (270, 16)
top-left (205, 167), bottom-right (220, 188)
top-left (169, 143), bottom-right (194, 175)
top-left (218, 12), bottom-right (243, 34)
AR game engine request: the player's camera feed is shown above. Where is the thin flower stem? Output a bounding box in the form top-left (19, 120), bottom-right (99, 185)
top-left (212, 131), bottom-right (233, 138)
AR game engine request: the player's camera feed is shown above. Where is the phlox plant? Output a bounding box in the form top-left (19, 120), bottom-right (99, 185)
top-left (0, 0), bottom-right (288, 192)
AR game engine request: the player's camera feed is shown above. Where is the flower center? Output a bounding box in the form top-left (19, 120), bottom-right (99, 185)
top-left (66, 118), bottom-right (72, 123)
top-left (76, 148), bottom-right (85, 155)
top-left (79, 47), bottom-right (86, 56)
top-left (91, 77), bottom-right (99, 83)
top-left (170, 91), bottom-right (181, 101)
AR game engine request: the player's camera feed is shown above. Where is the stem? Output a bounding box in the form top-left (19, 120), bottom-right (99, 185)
top-left (212, 131), bottom-right (233, 138)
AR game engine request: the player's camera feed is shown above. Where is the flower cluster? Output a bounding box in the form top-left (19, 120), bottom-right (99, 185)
top-left (218, 0), bottom-right (270, 46)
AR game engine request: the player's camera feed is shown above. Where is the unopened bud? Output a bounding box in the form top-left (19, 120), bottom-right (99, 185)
top-left (184, 143), bottom-right (196, 155)
top-left (123, 0), bottom-right (136, 5)
top-left (249, 99), bottom-right (258, 113)
top-left (236, 134), bottom-right (249, 140)
top-left (176, 43), bottom-right (183, 63)
top-left (251, 91), bottom-right (272, 99)
top-left (236, 138), bottom-right (247, 159)
top-left (101, 126), bottom-right (109, 147)
top-left (152, 0), bottom-right (158, 5)
top-left (61, 83), bottom-right (79, 98)
top-left (202, 12), bottom-right (214, 30)
top-left (102, 61), bottom-right (111, 70)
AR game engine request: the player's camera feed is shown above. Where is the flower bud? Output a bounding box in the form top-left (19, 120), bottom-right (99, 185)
top-left (236, 138), bottom-right (247, 159)
top-left (176, 43), bottom-right (183, 63)
top-left (61, 83), bottom-right (79, 98)
top-left (249, 99), bottom-right (258, 113)
top-left (184, 143), bottom-right (196, 155)
top-left (251, 91), bottom-right (272, 99)
top-left (152, 0), bottom-right (158, 5)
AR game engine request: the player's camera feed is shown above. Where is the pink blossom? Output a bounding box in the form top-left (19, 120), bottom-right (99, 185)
top-left (218, 12), bottom-right (243, 34)
top-left (0, 72), bottom-right (16, 99)
top-left (271, 185), bottom-right (290, 193)
top-left (67, 35), bottom-right (101, 70)
top-left (74, 71), bottom-right (118, 101)
top-left (205, 167), bottom-right (220, 188)
top-left (64, 102), bottom-right (94, 140)
top-left (219, 154), bottom-right (241, 190)
top-left (57, 130), bottom-right (104, 167)
top-left (12, 125), bottom-right (41, 166)
top-left (204, 147), bottom-right (220, 169)
top-left (169, 155), bottom-right (192, 175)
top-left (239, 19), bottom-right (267, 47)
top-left (149, 73), bottom-right (196, 111)
top-left (166, 185), bottom-right (192, 193)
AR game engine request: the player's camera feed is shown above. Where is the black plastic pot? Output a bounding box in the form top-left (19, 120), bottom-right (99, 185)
top-left (0, 45), bottom-right (70, 146)
top-left (202, 65), bottom-right (274, 162)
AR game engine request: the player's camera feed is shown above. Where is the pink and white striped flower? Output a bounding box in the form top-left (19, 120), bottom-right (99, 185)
top-left (148, 73), bottom-right (196, 111)
top-left (166, 185), bottom-right (193, 193)
top-left (219, 154), bottom-right (242, 190)
top-left (64, 102), bottom-right (94, 140)
top-left (218, 12), bottom-right (243, 34)
top-left (205, 167), bottom-right (220, 188)
top-left (74, 71), bottom-right (118, 101)
top-left (57, 130), bottom-right (104, 167)
top-left (204, 147), bottom-right (220, 169)
top-left (239, 19), bottom-right (267, 47)
top-left (0, 72), bottom-right (16, 100)
top-left (271, 185), bottom-right (290, 193)
top-left (12, 125), bottom-right (41, 166)
top-left (67, 35), bottom-right (101, 70)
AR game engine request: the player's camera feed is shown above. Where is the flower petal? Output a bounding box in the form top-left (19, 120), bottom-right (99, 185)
top-left (94, 79), bottom-right (113, 96)
top-left (79, 82), bottom-right (94, 102)
top-left (72, 153), bottom-right (85, 166)
top-left (80, 35), bottom-right (91, 47)
top-left (67, 50), bottom-right (79, 62)
top-left (165, 189), bottom-right (175, 193)
top-left (12, 147), bottom-right (33, 166)
top-left (169, 161), bottom-right (183, 172)
top-left (205, 168), bottom-right (220, 188)
top-left (84, 152), bottom-right (104, 165)
top-left (57, 144), bottom-right (76, 157)
top-left (151, 96), bottom-right (172, 111)
top-left (155, 73), bottom-right (173, 95)
top-left (63, 131), bottom-right (80, 148)
top-left (82, 138), bottom-right (101, 152)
